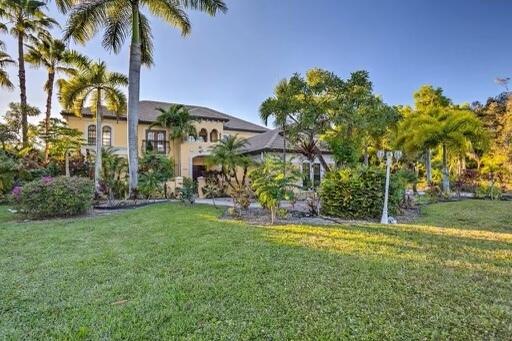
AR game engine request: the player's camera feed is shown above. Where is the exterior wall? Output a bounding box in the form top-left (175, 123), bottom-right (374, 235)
top-left (222, 129), bottom-right (260, 140)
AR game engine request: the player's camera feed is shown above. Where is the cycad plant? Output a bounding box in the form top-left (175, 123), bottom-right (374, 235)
top-left (64, 0), bottom-right (227, 198)
top-left (58, 61), bottom-right (127, 194)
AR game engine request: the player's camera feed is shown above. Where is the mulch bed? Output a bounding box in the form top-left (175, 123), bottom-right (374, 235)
top-left (93, 199), bottom-right (171, 210)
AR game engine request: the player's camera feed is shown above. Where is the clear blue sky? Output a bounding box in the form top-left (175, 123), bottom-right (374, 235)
top-left (1, 0), bottom-right (511, 126)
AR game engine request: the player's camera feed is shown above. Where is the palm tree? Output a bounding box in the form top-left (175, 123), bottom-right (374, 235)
top-left (152, 104), bottom-right (197, 176)
top-left (406, 107), bottom-right (486, 193)
top-left (207, 135), bottom-right (251, 191)
top-left (25, 37), bottom-right (88, 162)
top-left (0, 23), bottom-right (15, 89)
top-left (0, 0), bottom-right (57, 147)
top-left (64, 0), bottom-right (227, 198)
top-left (58, 61), bottom-right (128, 194)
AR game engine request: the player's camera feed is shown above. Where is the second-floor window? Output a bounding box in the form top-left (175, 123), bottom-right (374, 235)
top-left (87, 125), bottom-right (96, 145)
top-left (146, 130), bottom-right (166, 153)
top-left (102, 126), bottom-right (112, 146)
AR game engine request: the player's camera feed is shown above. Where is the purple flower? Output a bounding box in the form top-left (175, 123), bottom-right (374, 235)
top-left (42, 176), bottom-right (53, 185)
top-left (11, 186), bottom-right (22, 201)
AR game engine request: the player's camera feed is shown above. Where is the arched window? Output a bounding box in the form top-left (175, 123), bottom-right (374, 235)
top-left (87, 125), bottom-right (96, 145)
top-left (210, 129), bottom-right (219, 142)
top-left (102, 126), bottom-right (112, 146)
top-left (198, 128), bottom-right (208, 142)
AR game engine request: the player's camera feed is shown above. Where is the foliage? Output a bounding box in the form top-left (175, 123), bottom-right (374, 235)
top-left (100, 147), bottom-right (128, 201)
top-left (178, 177), bottom-right (197, 204)
top-left (0, 151), bottom-right (19, 197)
top-left (139, 152), bottom-right (174, 182)
top-left (249, 155), bottom-right (299, 224)
top-left (202, 177), bottom-right (222, 207)
top-left (480, 152), bottom-right (509, 200)
top-left (0, 46), bottom-right (15, 89)
top-left (13, 176), bottom-right (94, 218)
top-left (152, 105), bottom-right (197, 141)
top-left (319, 166), bottom-right (405, 219)
top-left (139, 172), bottom-right (162, 199)
top-left (230, 183), bottom-right (252, 212)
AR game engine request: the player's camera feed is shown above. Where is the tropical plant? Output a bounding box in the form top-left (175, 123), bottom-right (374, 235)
top-left (43, 118), bottom-right (84, 177)
top-left (58, 60), bottom-right (128, 193)
top-left (100, 147), bottom-right (128, 202)
top-left (152, 104), bottom-right (197, 175)
top-left (64, 0), bottom-right (227, 198)
top-left (0, 0), bottom-right (57, 147)
top-left (0, 150), bottom-right (19, 196)
top-left (202, 177), bottom-right (221, 207)
top-left (480, 152), bottom-right (508, 200)
top-left (178, 177), bottom-right (196, 204)
top-left (3, 102), bottom-right (40, 149)
top-left (25, 37), bottom-right (89, 162)
top-left (138, 151), bottom-right (173, 198)
top-left (249, 155), bottom-right (299, 224)
top-left (0, 31), bottom-right (15, 89)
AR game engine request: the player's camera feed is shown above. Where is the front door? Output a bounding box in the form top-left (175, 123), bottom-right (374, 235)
top-left (192, 165), bottom-right (207, 181)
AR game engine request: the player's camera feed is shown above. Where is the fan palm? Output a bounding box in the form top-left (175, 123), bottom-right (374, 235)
top-left (0, 0), bottom-right (57, 147)
top-left (151, 104), bottom-right (197, 175)
top-left (64, 0), bottom-right (227, 198)
top-left (0, 23), bottom-right (15, 89)
top-left (58, 60), bottom-right (128, 194)
top-left (25, 37), bottom-right (89, 162)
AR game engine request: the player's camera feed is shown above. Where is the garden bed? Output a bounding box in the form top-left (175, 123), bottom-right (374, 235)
top-left (93, 199), bottom-right (171, 210)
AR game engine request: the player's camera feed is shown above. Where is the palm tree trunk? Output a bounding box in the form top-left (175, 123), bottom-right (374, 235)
top-left (44, 71), bottom-right (55, 163)
top-left (425, 149), bottom-right (432, 184)
top-left (363, 145), bottom-right (369, 167)
top-left (442, 144), bottom-right (450, 193)
top-left (95, 92), bottom-right (102, 194)
top-left (65, 150), bottom-right (70, 177)
top-left (17, 32), bottom-right (28, 147)
top-left (282, 124), bottom-right (286, 176)
top-left (127, 3), bottom-right (142, 198)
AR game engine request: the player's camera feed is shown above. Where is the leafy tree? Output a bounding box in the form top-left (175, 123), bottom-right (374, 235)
top-left (0, 0), bottom-right (57, 146)
top-left (25, 37), bottom-right (89, 162)
top-left (151, 104), bottom-right (197, 175)
top-left (64, 0), bottom-right (227, 198)
top-left (58, 60), bottom-right (127, 193)
top-left (249, 155), bottom-right (298, 224)
top-left (3, 102), bottom-right (40, 149)
top-left (43, 118), bottom-right (84, 176)
top-left (480, 152), bottom-right (508, 200)
top-left (0, 150), bottom-right (19, 195)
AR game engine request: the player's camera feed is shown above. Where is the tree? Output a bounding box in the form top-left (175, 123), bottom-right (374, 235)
top-left (43, 118), bottom-right (84, 176)
top-left (64, 0), bottom-right (227, 198)
top-left (151, 104), bottom-right (197, 175)
top-left (25, 37), bottom-right (89, 162)
top-left (58, 60), bottom-right (127, 194)
top-left (3, 102), bottom-right (40, 149)
top-left (0, 23), bottom-right (15, 89)
top-left (0, 0), bottom-right (57, 147)
top-left (249, 155), bottom-right (298, 224)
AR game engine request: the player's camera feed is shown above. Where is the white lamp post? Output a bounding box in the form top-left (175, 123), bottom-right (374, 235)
top-left (377, 150), bottom-right (402, 224)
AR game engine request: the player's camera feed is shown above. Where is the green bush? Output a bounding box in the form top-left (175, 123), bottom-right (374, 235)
top-left (14, 176), bottom-right (94, 219)
top-left (319, 166), bottom-right (405, 219)
top-left (178, 177), bottom-right (197, 204)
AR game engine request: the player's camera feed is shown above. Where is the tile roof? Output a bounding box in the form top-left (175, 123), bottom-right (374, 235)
top-left (62, 100), bottom-right (269, 133)
top-left (243, 128), bottom-right (332, 154)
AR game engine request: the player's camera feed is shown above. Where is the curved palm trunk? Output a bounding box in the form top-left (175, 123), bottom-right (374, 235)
top-left (127, 4), bottom-right (141, 198)
top-left (441, 144), bottom-right (450, 193)
top-left (95, 92), bottom-right (103, 194)
top-left (44, 71), bottom-right (55, 163)
top-left (17, 32), bottom-right (28, 147)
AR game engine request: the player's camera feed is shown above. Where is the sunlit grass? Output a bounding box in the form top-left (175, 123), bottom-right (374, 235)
top-left (0, 202), bottom-right (511, 339)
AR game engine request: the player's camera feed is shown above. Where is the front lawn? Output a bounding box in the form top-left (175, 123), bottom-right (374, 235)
top-left (0, 202), bottom-right (511, 339)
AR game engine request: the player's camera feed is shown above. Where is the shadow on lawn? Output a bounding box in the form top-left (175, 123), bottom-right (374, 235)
top-left (262, 223), bottom-right (512, 275)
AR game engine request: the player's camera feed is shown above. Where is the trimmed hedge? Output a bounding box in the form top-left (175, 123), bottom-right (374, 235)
top-left (319, 167), bottom-right (404, 219)
top-left (14, 176), bottom-right (94, 219)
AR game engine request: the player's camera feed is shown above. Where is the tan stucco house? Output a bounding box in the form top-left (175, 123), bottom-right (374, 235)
top-left (62, 100), bottom-right (334, 185)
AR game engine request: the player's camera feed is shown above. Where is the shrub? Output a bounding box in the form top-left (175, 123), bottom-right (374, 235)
top-left (319, 166), bottom-right (405, 219)
top-left (178, 177), bottom-right (197, 204)
top-left (14, 176), bottom-right (94, 219)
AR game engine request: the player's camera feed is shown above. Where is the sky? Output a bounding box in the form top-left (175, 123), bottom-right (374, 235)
top-left (1, 0), bottom-right (511, 127)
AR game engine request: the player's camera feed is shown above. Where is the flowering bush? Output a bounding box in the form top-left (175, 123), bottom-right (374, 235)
top-left (14, 176), bottom-right (94, 219)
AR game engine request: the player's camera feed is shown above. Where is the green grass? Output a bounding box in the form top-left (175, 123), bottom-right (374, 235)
top-left (0, 202), bottom-right (511, 339)
top-left (415, 199), bottom-right (512, 232)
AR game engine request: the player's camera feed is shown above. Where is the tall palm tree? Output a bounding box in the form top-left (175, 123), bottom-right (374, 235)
top-left (0, 0), bottom-right (57, 147)
top-left (152, 104), bottom-right (197, 176)
top-left (25, 37), bottom-right (89, 162)
top-left (64, 0), bottom-right (227, 198)
top-left (0, 23), bottom-right (15, 89)
top-left (58, 61), bottom-right (128, 193)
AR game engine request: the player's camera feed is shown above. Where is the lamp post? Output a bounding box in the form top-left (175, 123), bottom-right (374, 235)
top-left (377, 150), bottom-right (402, 224)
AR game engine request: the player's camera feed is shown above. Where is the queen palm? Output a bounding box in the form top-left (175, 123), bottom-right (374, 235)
top-left (25, 37), bottom-right (88, 162)
top-left (58, 61), bottom-right (128, 193)
top-left (64, 0), bottom-right (227, 198)
top-left (152, 104), bottom-right (197, 176)
top-left (0, 23), bottom-right (15, 89)
top-left (0, 0), bottom-right (57, 147)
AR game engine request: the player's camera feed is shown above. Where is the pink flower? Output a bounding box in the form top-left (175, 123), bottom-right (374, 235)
top-left (11, 186), bottom-right (22, 201)
top-left (42, 176), bottom-right (53, 185)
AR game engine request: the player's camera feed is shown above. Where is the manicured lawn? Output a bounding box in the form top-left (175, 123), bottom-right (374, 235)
top-left (0, 202), bottom-right (511, 339)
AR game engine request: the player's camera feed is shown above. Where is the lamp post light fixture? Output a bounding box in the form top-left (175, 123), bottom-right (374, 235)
top-left (377, 150), bottom-right (402, 224)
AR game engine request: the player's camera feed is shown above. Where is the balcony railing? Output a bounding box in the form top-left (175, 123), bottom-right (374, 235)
top-left (142, 140), bottom-right (170, 154)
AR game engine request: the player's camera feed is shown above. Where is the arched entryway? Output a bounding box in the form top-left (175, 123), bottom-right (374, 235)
top-left (192, 155), bottom-right (208, 180)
